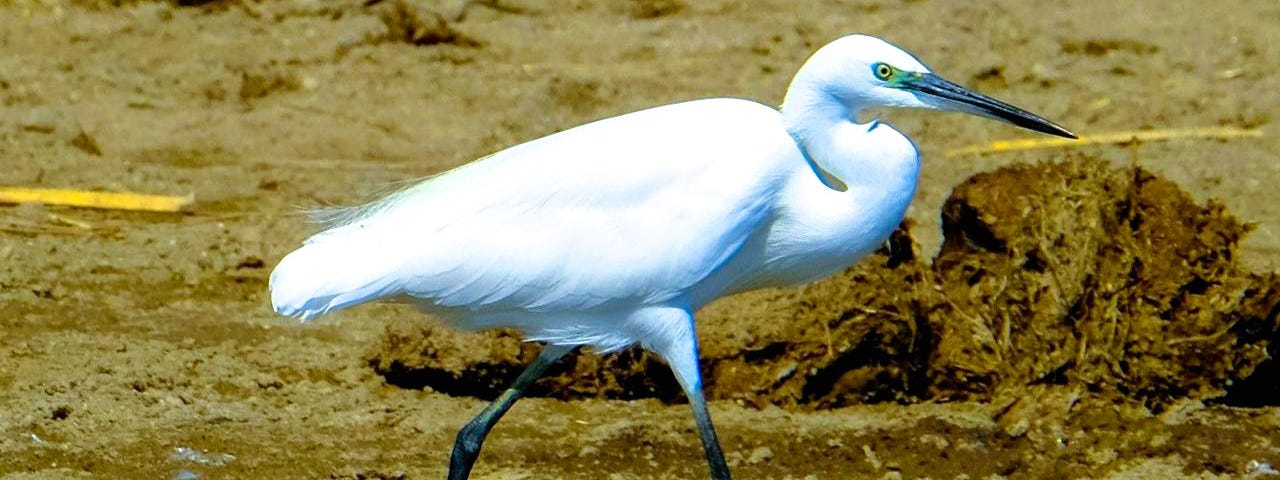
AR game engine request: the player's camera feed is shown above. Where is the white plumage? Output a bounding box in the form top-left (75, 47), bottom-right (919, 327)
top-left (272, 99), bottom-right (783, 339)
top-left (268, 35), bottom-right (1074, 480)
top-left (269, 95), bottom-right (916, 350)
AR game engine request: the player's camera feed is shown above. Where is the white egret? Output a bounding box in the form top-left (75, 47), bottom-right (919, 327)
top-left (270, 34), bottom-right (1074, 479)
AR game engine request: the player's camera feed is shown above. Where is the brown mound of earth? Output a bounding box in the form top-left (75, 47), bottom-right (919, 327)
top-left (370, 158), bottom-right (1280, 410)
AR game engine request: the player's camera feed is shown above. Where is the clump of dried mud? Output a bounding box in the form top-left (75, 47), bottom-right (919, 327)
top-left (929, 158), bottom-right (1280, 408)
top-left (370, 158), bottom-right (1280, 410)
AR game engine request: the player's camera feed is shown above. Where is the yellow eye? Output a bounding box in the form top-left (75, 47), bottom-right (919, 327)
top-left (872, 63), bottom-right (894, 81)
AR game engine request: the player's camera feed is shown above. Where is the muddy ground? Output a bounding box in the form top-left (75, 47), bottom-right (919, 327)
top-left (2, 0), bottom-right (1280, 479)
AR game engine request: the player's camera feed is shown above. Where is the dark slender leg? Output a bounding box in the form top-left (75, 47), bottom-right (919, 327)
top-left (447, 343), bottom-right (574, 480)
top-left (652, 308), bottom-right (733, 480)
top-left (686, 377), bottom-right (731, 479)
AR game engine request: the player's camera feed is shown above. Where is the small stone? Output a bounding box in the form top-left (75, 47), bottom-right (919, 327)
top-left (20, 108), bottom-right (59, 134)
top-left (746, 446), bottom-right (773, 465)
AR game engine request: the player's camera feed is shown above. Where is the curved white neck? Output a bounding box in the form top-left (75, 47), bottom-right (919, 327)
top-left (781, 82), bottom-right (874, 191)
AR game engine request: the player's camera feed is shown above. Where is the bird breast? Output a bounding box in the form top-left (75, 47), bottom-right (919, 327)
top-left (710, 122), bottom-right (921, 297)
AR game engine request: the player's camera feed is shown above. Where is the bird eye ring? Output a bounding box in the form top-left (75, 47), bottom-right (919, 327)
top-left (872, 63), bottom-right (894, 81)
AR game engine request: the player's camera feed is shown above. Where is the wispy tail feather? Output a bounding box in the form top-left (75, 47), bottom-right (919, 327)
top-left (269, 233), bottom-right (402, 321)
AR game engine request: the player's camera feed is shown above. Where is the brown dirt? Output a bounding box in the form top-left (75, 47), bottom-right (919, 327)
top-left (4, 1), bottom-right (1280, 479)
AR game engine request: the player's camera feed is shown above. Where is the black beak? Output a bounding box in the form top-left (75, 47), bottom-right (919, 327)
top-left (900, 73), bottom-right (1077, 139)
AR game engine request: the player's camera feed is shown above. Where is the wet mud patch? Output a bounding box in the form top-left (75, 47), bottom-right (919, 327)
top-left (372, 158), bottom-right (1280, 410)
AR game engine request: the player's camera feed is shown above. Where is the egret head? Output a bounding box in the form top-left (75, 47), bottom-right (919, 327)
top-left (786, 35), bottom-right (1076, 139)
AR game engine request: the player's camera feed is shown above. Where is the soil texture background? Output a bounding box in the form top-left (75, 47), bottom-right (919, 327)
top-left (2, 1), bottom-right (1280, 479)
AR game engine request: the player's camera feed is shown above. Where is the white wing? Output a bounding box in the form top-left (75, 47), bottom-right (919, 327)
top-left (270, 99), bottom-right (800, 320)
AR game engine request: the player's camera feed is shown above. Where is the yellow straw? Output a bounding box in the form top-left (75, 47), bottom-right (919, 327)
top-left (0, 187), bottom-right (194, 213)
top-left (945, 126), bottom-right (1263, 158)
